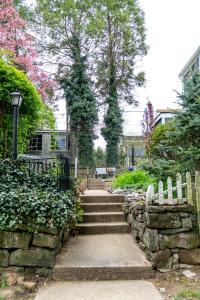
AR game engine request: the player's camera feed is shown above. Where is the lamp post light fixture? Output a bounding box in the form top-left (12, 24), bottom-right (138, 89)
top-left (10, 91), bottom-right (22, 160)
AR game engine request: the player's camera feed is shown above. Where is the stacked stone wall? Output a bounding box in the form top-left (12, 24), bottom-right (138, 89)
top-left (0, 226), bottom-right (70, 278)
top-left (123, 197), bottom-right (200, 269)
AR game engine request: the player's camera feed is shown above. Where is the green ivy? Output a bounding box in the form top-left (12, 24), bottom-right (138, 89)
top-left (0, 160), bottom-right (79, 230)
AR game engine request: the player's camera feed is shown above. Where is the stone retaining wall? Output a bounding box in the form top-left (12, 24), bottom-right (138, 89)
top-left (0, 225), bottom-right (70, 278)
top-left (123, 197), bottom-right (200, 270)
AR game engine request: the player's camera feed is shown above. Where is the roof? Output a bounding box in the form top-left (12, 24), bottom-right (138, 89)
top-left (156, 108), bottom-right (180, 113)
top-left (179, 45), bottom-right (200, 78)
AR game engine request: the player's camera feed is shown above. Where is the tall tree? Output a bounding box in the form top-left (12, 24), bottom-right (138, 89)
top-left (61, 37), bottom-right (98, 166)
top-left (95, 0), bottom-right (147, 166)
top-left (35, 0), bottom-right (98, 165)
top-left (162, 73), bottom-right (200, 172)
top-left (0, 0), bottom-right (54, 101)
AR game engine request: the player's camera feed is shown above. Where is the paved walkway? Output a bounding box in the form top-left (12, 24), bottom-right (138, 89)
top-left (35, 190), bottom-right (162, 300)
top-left (35, 281), bottom-right (162, 300)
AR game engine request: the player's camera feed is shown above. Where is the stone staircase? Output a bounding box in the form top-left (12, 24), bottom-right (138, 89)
top-left (87, 178), bottom-right (106, 190)
top-left (53, 192), bottom-right (154, 281)
top-left (79, 194), bottom-right (130, 234)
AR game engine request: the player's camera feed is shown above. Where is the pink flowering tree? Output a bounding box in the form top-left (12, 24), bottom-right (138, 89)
top-left (0, 0), bottom-right (55, 101)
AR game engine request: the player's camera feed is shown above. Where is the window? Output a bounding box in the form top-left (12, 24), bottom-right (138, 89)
top-left (51, 135), bottom-right (66, 151)
top-left (29, 135), bottom-right (42, 151)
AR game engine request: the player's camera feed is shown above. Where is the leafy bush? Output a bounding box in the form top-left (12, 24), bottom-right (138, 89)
top-left (113, 169), bottom-right (156, 190)
top-left (0, 160), bottom-right (80, 230)
top-left (0, 59), bottom-right (55, 158)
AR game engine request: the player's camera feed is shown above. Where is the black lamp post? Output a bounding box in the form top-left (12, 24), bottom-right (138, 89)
top-left (10, 91), bottom-right (22, 160)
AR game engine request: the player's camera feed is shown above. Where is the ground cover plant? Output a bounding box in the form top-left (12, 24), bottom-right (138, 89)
top-left (0, 159), bottom-right (80, 230)
top-left (113, 169), bottom-right (156, 190)
top-left (173, 289), bottom-right (200, 300)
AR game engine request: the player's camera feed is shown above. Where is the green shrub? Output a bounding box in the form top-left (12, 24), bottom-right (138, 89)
top-left (138, 158), bottom-right (179, 181)
top-left (113, 169), bottom-right (156, 190)
top-left (0, 160), bottom-right (80, 230)
top-left (0, 59), bottom-right (55, 158)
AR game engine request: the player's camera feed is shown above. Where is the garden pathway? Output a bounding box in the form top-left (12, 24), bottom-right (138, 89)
top-left (35, 190), bottom-right (162, 300)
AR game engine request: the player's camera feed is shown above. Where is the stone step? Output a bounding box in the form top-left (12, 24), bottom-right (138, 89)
top-left (81, 195), bottom-right (124, 204)
top-left (78, 222), bottom-right (130, 234)
top-left (53, 234), bottom-right (154, 281)
top-left (82, 203), bottom-right (123, 212)
top-left (53, 266), bottom-right (154, 281)
top-left (83, 212), bottom-right (126, 223)
top-left (88, 187), bottom-right (105, 191)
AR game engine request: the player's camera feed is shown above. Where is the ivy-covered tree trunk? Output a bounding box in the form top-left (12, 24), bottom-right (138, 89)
top-left (101, 11), bottom-right (123, 166)
top-left (97, 1), bottom-right (147, 166)
top-left (61, 36), bottom-right (98, 167)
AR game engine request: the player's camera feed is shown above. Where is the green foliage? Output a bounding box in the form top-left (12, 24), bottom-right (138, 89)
top-left (94, 147), bottom-right (106, 167)
top-left (113, 169), bottom-right (156, 190)
top-left (0, 160), bottom-right (79, 230)
top-left (102, 95), bottom-right (123, 166)
top-left (97, 0), bottom-right (147, 165)
top-left (173, 289), bottom-right (200, 300)
top-left (34, 0), bottom-right (147, 168)
top-left (144, 73), bottom-right (200, 177)
top-left (0, 59), bottom-right (55, 158)
top-left (138, 158), bottom-right (179, 181)
top-left (61, 37), bottom-right (98, 167)
top-left (0, 281), bottom-right (8, 289)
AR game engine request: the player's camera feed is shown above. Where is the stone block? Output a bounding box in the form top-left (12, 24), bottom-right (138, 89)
top-left (59, 230), bottom-right (64, 241)
top-left (146, 213), bottom-right (181, 229)
top-left (33, 233), bottom-right (59, 249)
top-left (0, 267), bottom-right (24, 275)
top-left (143, 228), bottom-right (159, 252)
top-left (0, 250), bottom-right (9, 267)
top-left (182, 217), bottom-right (193, 229)
top-left (9, 248), bottom-right (55, 267)
top-left (127, 213), bottom-right (133, 225)
top-left (62, 229), bottom-right (70, 243)
top-left (160, 232), bottom-right (200, 249)
top-left (159, 228), bottom-right (190, 235)
top-left (179, 249), bottom-right (200, 265)
top-left (0, 231), bottom-right (32, 249)
top-left (132, 229), bottom-right (140, 241)
top-left (146, 205), bottom-right (194, 213)
top-left (145, 249), bottom-right (171, 267)
top-left (135, 221), bottom-right (145, 239)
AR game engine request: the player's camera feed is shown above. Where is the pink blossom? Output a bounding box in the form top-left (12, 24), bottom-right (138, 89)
top-left (0, 0), bottom-right (55, 101)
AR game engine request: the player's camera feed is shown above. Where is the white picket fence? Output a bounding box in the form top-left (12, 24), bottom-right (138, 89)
top-left (146, 171), bottom-right (200, 206)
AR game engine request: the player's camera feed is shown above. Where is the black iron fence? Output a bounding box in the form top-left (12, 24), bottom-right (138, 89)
top-left (18, 155), bottom-right (72, 191)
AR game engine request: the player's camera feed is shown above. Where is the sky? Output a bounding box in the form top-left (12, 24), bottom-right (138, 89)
top-left (56, 0), bottom-right (200, 145)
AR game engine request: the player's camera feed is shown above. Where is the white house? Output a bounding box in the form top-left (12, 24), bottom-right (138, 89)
top-left (179, 45), bottom-right (200, 84)
top-left (153, 109), bottom-right (180, 127)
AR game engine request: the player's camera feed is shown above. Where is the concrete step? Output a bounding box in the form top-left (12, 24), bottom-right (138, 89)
top-left (82, 203), bottom-right (123, 212)
top-left (81, 195), bottom-right (124, 204)
top-left (83, 212), bottom-right (126, 223)
top-left (78, 222), bottom-right (130, 234)
top-left (53, 234), bottom-right (154, 281)
top-left (53, 266), bottom-right (154, 281)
